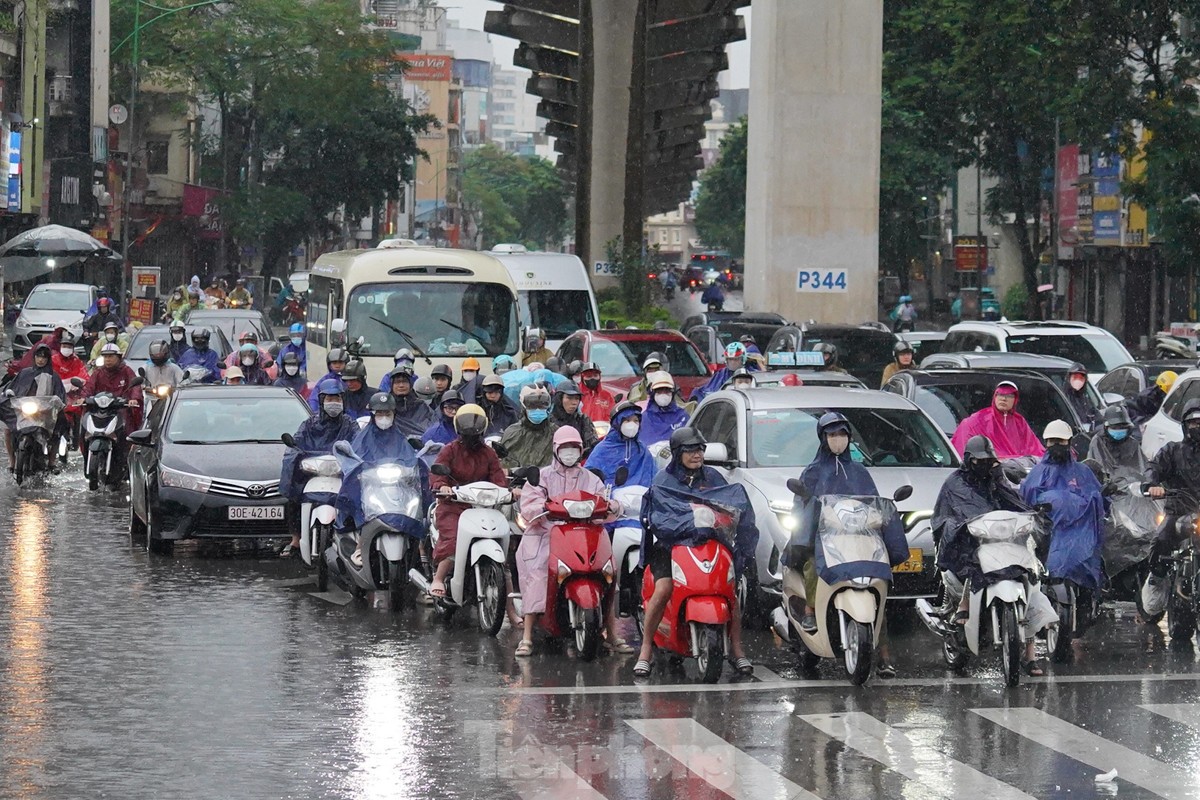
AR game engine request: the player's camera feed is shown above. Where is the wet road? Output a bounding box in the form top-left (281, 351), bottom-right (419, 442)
top-left (5, 468), bottom-right (1200, 798)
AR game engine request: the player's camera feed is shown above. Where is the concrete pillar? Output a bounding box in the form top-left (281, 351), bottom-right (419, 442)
top-left (744, 0), bottom-right (883, 323)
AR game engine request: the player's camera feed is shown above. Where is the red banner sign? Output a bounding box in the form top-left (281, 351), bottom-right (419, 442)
top-left (182, 183), bottom-right (224, 241)
top-left (399, 53), bottom-right (452, 81)
top-left (129, 297), bottom-right (155, 324)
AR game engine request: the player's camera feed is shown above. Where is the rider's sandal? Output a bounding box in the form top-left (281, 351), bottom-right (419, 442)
top-left (954, 610), bottom-right (970, 626)
top-left (515, 640), bottom-right (534, 657)
top-left (278, 542), bottom-right (298, 559)
top-left (731, 657), bottom-right (753, 676)
top-left (876, 662), bottom-right (897, 678)
top-left (633, 659), bottom-right (652, 678)
top-left (430, 580), bottom-right (447, 598)
top-left (1021, 659), bottom-right (1045, 677)
top-left (604, 638), bottom-right (636, 655)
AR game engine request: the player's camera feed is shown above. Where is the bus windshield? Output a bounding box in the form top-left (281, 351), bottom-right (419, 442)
top-left (345, 281), bottom-right (519, 357)
top-left (521, 290), bottom-right (597, 339)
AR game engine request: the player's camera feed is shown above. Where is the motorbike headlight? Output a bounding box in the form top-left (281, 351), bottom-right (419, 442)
top-left (160, 465), bottom-right (212, 493)
top-left (671, 559), bottom-right (688, 586)
top-left (19, 400), bottom-right (38, 415)
top-left (564, 499), bottom-right (596, 519)
top-left (155, 385), bottom-right (171, 397)
top-left (769, 500), bottom-right (799, 532)
top-left (94, 395), bottom-right (113, 409)
top-left (300, 456), bottom-right (341, 477)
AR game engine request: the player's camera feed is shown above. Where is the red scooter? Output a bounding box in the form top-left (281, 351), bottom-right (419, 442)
top-left (642, 502), bottom-right (737, 683)
top-left (530, 490), bottom-right (615, 662)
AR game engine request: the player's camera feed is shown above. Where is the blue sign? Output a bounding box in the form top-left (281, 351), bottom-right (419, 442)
top-left (7, 130), bottom-right (19, 212)
top-left (767, 351), bottom-right (826, 368)
top-left (796, 269), bottom-right (848, 292)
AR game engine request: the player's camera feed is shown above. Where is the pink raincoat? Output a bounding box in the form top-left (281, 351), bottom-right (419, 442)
top-left (950, 386), bottom-right (1046, 459)
top-left (517, 428), bottom-right (607, 615)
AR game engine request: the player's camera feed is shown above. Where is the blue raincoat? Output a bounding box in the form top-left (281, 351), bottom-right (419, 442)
top-left (177, 346), bottom-right (222, 383)
top-left (274, 372), bottom-right (309, 396)
top-left (279, 411), bottom-right (360, 502)
top-left (500, 368), bottom-right (560, 405)
top-left (639, 461), bottom-right (758, 574)
top-left (394, 394), bottom-right (435, 437)
top-left (690, 361), bottom-right (761, 403)
top-left (333, 422), bottom-right (430, 535)
top-left (278, 340), bottom-right (307, 373)
top-left (638, 398), bottom-right (689, 445)
top-left (344, 385), bottom-right (372, 419)
top-left (307, 370), bottom-right (342, 411)
top-left (421, 414), bottom-right (458, 445)
top-left (585, 406), bottom-right (657, 488)
top-left (1020, 456), bottom-right (1107, 590)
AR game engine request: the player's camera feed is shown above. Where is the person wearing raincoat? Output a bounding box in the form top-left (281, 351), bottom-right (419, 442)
top-left (585, 401), bottom-right (657, 488)
top-left (478, 374), bottom-right (518, 436)
top-left (377, 349), bottom-right (416, 393)
top-left (278, 378), bottom-right (359, 558)
top-left (790, 412), bottom-right (908, 677)
top-left (498, 385), bottom-right (559, 469)
top-left (387, 366), bottom-right (434, 437)
top-left (549, 381), bottom-right (599, 453)
top-left (638, 372), bottom-right (689, 446)
top-left (1062, 362), bottom-right (1098, 429)
top-left (626, 352), bottom-right (667, 405)
top-left (691, 341), bottom-right (750, 404)
top-left (5, 344), bottom-right (66, 470)
top-left (278, 322), bottom-right (308, 374)
top-left (421, 390), bottom-right (465, 446)
top-left (274, 352), bottom-right (310, 400)
top-left (950, 380), bottom-right (1045, 460)
top-left (1086, 404), bottom-right (1145, 477)
top-left (515, 427), bottom-right (632, 657)
top-left (177, 327), bottom-right (222, 384)
top-left (163, 287), bottom-right (188, 322)
top-left (633, 427), bottom-right (758, 678)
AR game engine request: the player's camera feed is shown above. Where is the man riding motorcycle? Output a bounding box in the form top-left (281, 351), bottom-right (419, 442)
top-left (639, 372), bottom-right (689, 445)
top-left (1142, 399), bottom-right (1200, 593)
top-left (1087, 404), bottom-right (1145, 475)
top-left (692, 342), bottom-right (750, 403)
top-left (387, 366), bottom-right (434, 437)
top-left (421, 390), bottom-right (465, 446)
top-left (478, 374), bottom-right (518, 435)
top-left (79, 344), bottom-right (142, 468)
top-left (340, 359), bottom-right (373, 418)
top-left (227, 278), bottom-right (253, 308)
top-left (1062, 362), bottom-right (1097, 429)
top-left (178, 328), bottom-right (222, 383)
top-left (89, 320), bottom-right (129, 361)
top-left (52, 331), bottom-right (88, 385)
top-left (307, 347), bottom-right (350, 412)
top-left (586, 401), bottom-right (657, 487)
top-left (813, 343), bottom-right (847, 374)
top-left (274, 352), bottom-right (310, 399)
top-left (634, 427), bottom-right (758, 678)
top-left (578, 362), bottom-right (616, 423)
top-left (83, 297), bottom-right (121, 340)
top-left (234, 343), bottom-right (272, 386)
top-left (166, 321), bottom-right (189, 362)
top-left (498, 385), bottom-right (559, 469)
top-left (5, 343), bottom-right (66, 471)
top-left (143, 340), bottom-right (185, 391)
top-left (377, 349), bottom-right (416, 393)
top-left (627, 352), bottom-right (668, 405)
top-left (279, 322), bottom-right (307, 374)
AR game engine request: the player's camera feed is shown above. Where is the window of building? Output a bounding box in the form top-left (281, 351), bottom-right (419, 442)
top-left (145, 139), bottom-right (170, 175)
top-left (673, 229), bottom-right (681, 244)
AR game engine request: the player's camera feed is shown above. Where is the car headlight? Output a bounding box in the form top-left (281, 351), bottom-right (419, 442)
top-left (671, 559), bottom-right (687, 586)
top-left (15, 315), bottom-right (29, 328)
top-left (160, 465), bottom-right (212, 493)
top-left (769, 500), bottom-right (799, 532)
top-left (903, 510), bottom-right (933, 530)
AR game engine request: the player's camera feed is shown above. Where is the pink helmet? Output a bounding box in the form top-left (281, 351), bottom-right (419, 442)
top-left (553, 426), bottom-right (583, 450)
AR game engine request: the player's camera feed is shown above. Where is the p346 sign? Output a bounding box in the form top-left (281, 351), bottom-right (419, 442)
top-left (796, 270), bottom-right (848, 292)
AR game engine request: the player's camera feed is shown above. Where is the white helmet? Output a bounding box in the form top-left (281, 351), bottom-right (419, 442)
top-left (1042, 419), bottom-right (1072, 441)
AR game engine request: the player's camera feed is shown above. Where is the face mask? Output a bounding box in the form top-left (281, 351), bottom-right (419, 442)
top-left (654, 392), bottom-right (673, 408)
top-left (1187, 423), bottom-right (1200, 444)
top-left (60, 346), bottom-right (73, 358)
top-left (105, 332), bottom-right (116, 342)
top-left (241, 356), bottom-right (255, 367)
top-left (284, 364), bottom-right (299, 377)
top-left (1108, 428), bottom-right (1128, 442)
top-left (583, 377), bottom-right (600, 390)
top-left (462, 370), bottom-right (477, 382)
top-left (556, 447), bottom-right (582, 467)
top-left (733, 380), bottom-right (752, 389)
top-left (969, 460), bottom-right (996, 479)
top-left (323, 400), bottom-right (344, 417)
top-left (1047, 443), bottom-right (1071, 462)
top-left (171, 332), bottom-right (184, 342)
top-left (526, 408), bottom-right (549, 424)
top-left (826, 433), bottom-right (850, 455)
top-left (620, 420), bottom-right (640, 438)
top-left (291, 337), bottom-right (303, 347)
top-left (375, 414), bottom-right (394, 430)
top-left (1070, 377), bottom-right (1086, 391)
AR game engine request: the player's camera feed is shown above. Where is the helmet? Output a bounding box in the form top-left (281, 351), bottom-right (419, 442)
top-left (894, 340), bottom-right (914, 357)
top-left (342, 359), bottom-right (367, 381)
top-left (724, 342), bottom-right (747, 360)
top-left (462, 357), bottom-right (481, 371)
top-left (413, 377), bottom-right (436, 398)
top-left (520, 384), bottom-right (551, 409)
top-left (1043, 419), bottom-right (1073, 441)
top-left (454, 403), bottom-right (488, 436)
top-left (1068, 362), bottom-right (1087, 377)
top-left (649, 370), bottom-right (675, 391)
top-left (389, 364), bottom-right (414, 382)
top-left (289, 322), bottom-right (304, 336)
top-left (98, 296), bottom-right (112, 309)
top-left (394, 348), bottom-right (414, 364)
top-left (780, 373), bottom-right (802, 386)
top-left (439, 389), bottom-right (464, 409)
top-left (580, 361), bottom-right (601, 376)
top-left (482, 374), bottom-right (505, 391)
top-left (994, 380), bottom-right (1020, 398)
top-left (813, 342), bottom-right (838, 363)
top-left (148, 340), bottom-right (170, 364)
top-left (59, 331), bottom-right (76, 346)
top-left (553, 425), bottom-right (583, 451)
top-left (315, 377), bottom-right (347, 397)
top-left (225, 366), bottom-right (244, 381)
top-left (492, 354), bottom-right (516, 372)
top-left (545, 356), bottom-right (564, 373)
top-left (1183, 398), bottom-right (1200, 425)
top-left (97, 286), bottom-right (108, 297)
top-left (99, 343), bottom-right (122, 358)
top-left (169, 320), bottom-right (186, 332)
top-left (963, 435), bottom-right (998, 464)
top-left (238, 330), bottom-right (259, 344)
top-left (191, 327), bottom-right (210, 346)
top-left (431, 364), bottom-right (453, 380)
top-left (731, 367), bottom-right (754, 383)
top-left (103, 320), bottom-right (120, 333)
top-left (236, 277), bottom-right (246, 285)
top-left (566, 359), bottom-right (583, 378)
top-left (642, 352), bottom-right (666, 371)
top-left (1102, 405), bottom-right (1132, 428)
top-left (610, 400), bottom-right (641, 424)
top-left (326, 347), bottom-right (349, 367)
top-left (239, 342), bottom-right (259, 356)
top-left (1157, 371), bottom-right (1179, 392)
top-left (368, 392), bottom-right (396, 413)
top-left (668, 427), bottom-right (707, 461)
top-left (557, 380), bottom-right (582, 397)
top-left (817, 411), bottom-right (850, 438)
top-left (281, 352), bottom-right (301, 368)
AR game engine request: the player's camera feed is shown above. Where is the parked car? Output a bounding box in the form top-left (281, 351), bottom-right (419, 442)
top-left (941, 321), bottom-right (1133, 384)
top-left (898, 330), bottom-right (948, 360)
top-left (764, 323), bottom-right (898, 387)
top-left (12, 282), bottom-right (96, 356)
top-left (182, 308), bottom-right (275, 346)
top-left (1141, 367), bottom-right (1200, 460)
top-left (918, 351), bottom-right (1105, 420)
top-left (689, 386), bottom-right (958, 618)
top-left (1097, 359), bottom-right (1197, 402)
top-left (127, 385), bottom-right (312, 554)
top-left (556, 329), bottom-right (712, 399)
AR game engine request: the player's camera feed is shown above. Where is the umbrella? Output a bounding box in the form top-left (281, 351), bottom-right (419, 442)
top-left (0, 224), bottom-right (122, 283)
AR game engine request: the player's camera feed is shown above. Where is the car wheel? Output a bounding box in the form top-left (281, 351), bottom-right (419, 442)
top-left (145, 502), bottom-right (173, 556)
top-left (129, 499), bottom-right (147, 543)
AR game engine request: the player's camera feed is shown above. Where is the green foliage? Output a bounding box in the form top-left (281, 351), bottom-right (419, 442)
top-left (460, 145), bottom-right (569, 249)
top-left (693, 117), bottom-right (747, 257)
top-left (597, 292), bottom-right (675, 330)
top-left (1002, 281), bottom-right (1029, 319)
top-left (604, 236), bottom-right (649, 315)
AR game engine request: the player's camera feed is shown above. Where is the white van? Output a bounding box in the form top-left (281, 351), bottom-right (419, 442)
top-left (490, 244), bottom-right (600, 351)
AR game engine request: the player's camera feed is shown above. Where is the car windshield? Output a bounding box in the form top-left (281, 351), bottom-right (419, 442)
top-left (346, 281), bottom-right (519, 357)
top-left (589, 338), bottom-right (709, 377)
top-left (1006, 334), bottom-right (1131, 373)
top-left (165, 396), bottom-right (310, 444)
top-left (912, 377), bottom-right (1077, 435)
top-left (748, 407), bottom-right (956, 469)
top-left (25, 287), bottom-right (89, 311)
top-left (127, 328), bottom-right (231, 360)
top-left (804, 331), bottom-right (898, 383)
top-left (521, 290), bottom-right (596, 339)
top-left (187, 314), bottom-right (270, 343)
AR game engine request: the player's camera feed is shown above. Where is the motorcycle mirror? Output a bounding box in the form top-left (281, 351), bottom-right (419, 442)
top-left (1035, 502), bottom-right (1054, 514)
top-left (491, 441), bottom-right (509, 458)
top-left (129, 376), bottom-right (144, 387)
top-left (892, 485), bottom-right (914, 503)
top-left (263, 359), bottom-right (274, 369)
top-left (333, 441), bottom-right (355, 458)
top-left (430, 463), bottom-right (451, 477)
top-left (613, 392), bottom-right (625, 404)
top-left (786, 477), bottom-right (811, 501)
top-left (588, 467), bottom-right (606, 482)
top-left (407, 436), bottom-right (423, 450)
top-left (281, 432), bottom-right (296, 448)
top-left (523, 467), bottom-right (540, 488)
top-left (138, 367), bottom-right (147, 378)
top-left (614, 465), bottom-right (629, 487)
top-left (70, 377), bottom-right (84, 388)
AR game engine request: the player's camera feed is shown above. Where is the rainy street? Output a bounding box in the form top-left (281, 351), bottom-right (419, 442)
top-left (0, 469), bottom-right (1198, 800)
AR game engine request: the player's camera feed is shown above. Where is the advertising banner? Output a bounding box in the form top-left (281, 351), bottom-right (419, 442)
top-left (1056, 144), bottom-right (1079, 259)
top-left (182, 183), bottom-right (224, 240)
top-left (954, 235), bottom-right (988, 272)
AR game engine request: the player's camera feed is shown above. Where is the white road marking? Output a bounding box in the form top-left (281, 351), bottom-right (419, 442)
top-left (753, 664), bottom-right (784, 683)
top-left (972, 707), bottom-right (1195, 799)
top-left (627, 717), bottom-right (824, 800)
top-left (308, 590), bottom-right (352, 605)
top-left (1141, 703), bottom-right (1200, 731)
top-left (469, 719), bottom-right (607, 800)
top-left (801, 712), bottom-right (1035, 800)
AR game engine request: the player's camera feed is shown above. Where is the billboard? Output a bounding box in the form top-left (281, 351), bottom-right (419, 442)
top-left (1056, 144), bottom-right (1078, 259)
top-left (400, 52), bottom-right (453, 206)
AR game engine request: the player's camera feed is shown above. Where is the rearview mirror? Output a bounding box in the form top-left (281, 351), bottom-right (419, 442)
top-left (614, 465), bottom-right (629, 487)
top-left (138, 367), bottom-right (147, 378)
top-left (522, 466), bottom-right (541, 487)
top-left (333, 440), bottom-right (355, 458)
top-left (491, 441), bottom-right (509, 458)
top-left (430, 463), bottom-right (451, 477)
top-left (703, 442), bottom-right (730, 465)
top-left (786, 477), bottom-right (812, 501)
top-left (129, 377), bottom-right (144, 388)
top-left (407, 436), bottom-right (424, 450)
top-left (1102, 392), bottom-right (1124, 406)
top-left (69, 377), bottom-right (84, 388)
top-left (587, 467), bottom-right (605, 482)
top-left (613, 393), bottom-right (625, 404)
top-left (281, 432), bottom-right (296, 448)
top-left (892, 485), bottom-right (914, 503)
top-left (127, 429), bottom-right (154, 447)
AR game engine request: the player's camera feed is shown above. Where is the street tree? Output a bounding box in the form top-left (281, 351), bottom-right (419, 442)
top-left (693, 116), bottom-right (747, 258)
top-left (460, 145), bottom-right (569, 250)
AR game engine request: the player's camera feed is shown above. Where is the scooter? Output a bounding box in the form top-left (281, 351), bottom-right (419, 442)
top-left (610, 480), bottom-right (647, 626)
top-left (915, 509), bottom-right (1051, 687)
top-left (642, 498), bottom-right (739, 683)
top-left (8, 393), bottom-right (64, 484)
top-left (281, 432), bottom-right (343, 592)
top-left (524, 487), bottom-right (616, 661)
top-left (1152, 489), bottom-right (1200, 641)
top-left (771, 483), bottom-right (912, 685)
top-left (72, 376), bottom-right (142, 491)
top-left (411, 466), bottom-right (517, 636)
top-left (326, 441), bottom-right (427, 608)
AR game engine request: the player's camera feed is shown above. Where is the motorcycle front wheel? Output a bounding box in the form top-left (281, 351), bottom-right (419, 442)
top-left (388, 559), bottom-right (406, 612)
top-left (999, 603), bottom-right (1022, 688)
top-left (476, 559), bottom-right (506, 637)
top-left (843, 620), bottom-right (874, 685)
top-left (14, 438), bottom-right (30, 484)
top-left (575, 604), bottom-right (602, 662)
top-left (695, 623), bottom-right (725, 683)
top-left (314, 524), bottom-right (331, 593)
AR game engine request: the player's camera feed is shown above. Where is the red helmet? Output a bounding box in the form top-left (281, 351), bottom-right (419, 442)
top-left (780, 373), bottom-right (803, 387)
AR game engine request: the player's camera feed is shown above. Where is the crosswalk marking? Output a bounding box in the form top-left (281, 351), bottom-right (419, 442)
top-left (972, 707), bottom-right (1195, 799)
top-left (626, 717), bottom-right (824, 800)
top-left (1141, 703), bottom-right (1200, 731)
top-left (511, 764), bottom-right (608, 800)
top-left (468, 719), bottom-right (607, 800)
top-left (801, 712), bottom-right (1035, 800)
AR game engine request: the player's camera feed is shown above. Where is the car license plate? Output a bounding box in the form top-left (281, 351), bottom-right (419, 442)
top-left (894, 548), bottom-right (924, 573)
top-left (228, 506), bottom-right (285, 521)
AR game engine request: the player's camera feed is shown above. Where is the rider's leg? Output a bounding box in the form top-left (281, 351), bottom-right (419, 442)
top-left (637, 576), bottom-right (673, 663)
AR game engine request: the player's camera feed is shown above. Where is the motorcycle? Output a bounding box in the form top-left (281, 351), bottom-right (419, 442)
top-left (1153, 489), bottom-right (1200, 641)
top-left (72, 376), bottom-right (142, 491)
top-left (641, 498), bottom-right (740, 683)
top-left (610, 478), bottom-right (647, 627)
top-left (1154, 331), bottom-right (1196, 360)
top-left (326, 440), bottom-right (427, 608)
top-left (60, 384), bottom-right (85, 463)
top-left (8, 393), bottom-right (65, 484)
top-left (771, 483), bottom-right (912, 685)
top-left (281, 432), bottom-right (343, 593)
top-left (915, 509), bottom-right (1053, 687)
top-left (411, 466), bottom-right (518, 636)
top-left (521, 485), bottom-right (616, 661)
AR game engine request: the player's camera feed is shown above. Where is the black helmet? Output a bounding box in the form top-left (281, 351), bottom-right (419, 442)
top-left (894, 340), bottom-right (914, 358)
top-left (1183, 398), bottom-right (1200, 425)
top-left (817, 411), bottom-right (850, 438)
top-left (326, 347), bottom-right (349, 367)
top-left (191, 327), bottom-right (210, 346)
top-left (431, 364), bottom-right (453, 380)
top-left (580, 361), bottom-right (601, 375)
top-left (1102, 405), bottom-right (1132, 428)
top-left (545, 356), bottom-right (564, 374)
top-left (342, 359), bottom-right (367, 381)
top-left (59, 331), bottom-right (76, 346)
top-left (1068, 362), bottom-right (1088, 376)
top-left (610, 399), bottom-right (640, 424)
top-left (558, 380), bottom-right (582, 398)
top-left (389, 364), bottom-right (414, 382)
top-left (668, 427), bottom-right (707, 461)
top-left (148, 340), bottom-right (170, 364)
top-left (566, 359), bottom-right (584, 378)
top-left (963, 434), bottom-right (998, 464)
top-left (368, 391), bottom-right (396, 413)
top-left (813, 342), bottom-right (838, 364)
top-left (281, 352), bottom-right (301, 368)
top-left (440, 389), bottom-right (464, 408)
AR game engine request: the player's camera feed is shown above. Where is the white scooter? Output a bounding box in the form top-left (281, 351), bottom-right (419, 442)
top-left (915, 509), bottom-right (1055, 687)
top-left (610, 479), bottom-right (647, 625)
top-left (772, 481), bottom-right (912, 685)
top-left (282, 432), bottom-right (342, 592)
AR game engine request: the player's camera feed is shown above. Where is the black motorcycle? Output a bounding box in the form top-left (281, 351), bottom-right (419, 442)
top-left (7, 393), bottom-right (65, 484)
top-left (72, 376), bottom-right (142, 490)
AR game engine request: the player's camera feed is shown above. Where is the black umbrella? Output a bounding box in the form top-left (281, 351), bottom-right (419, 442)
top-left (0, 224), bottom-right (121, 282)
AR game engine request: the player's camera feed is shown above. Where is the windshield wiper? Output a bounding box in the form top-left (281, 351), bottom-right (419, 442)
top-left (369, 316), bottom-right (433, 364)
top-left (221, 438), bottom-right (290, 444)
top-left (169, 439), bottom-right (214, 445)
top-left (869, 413), bottom-right (939, 465)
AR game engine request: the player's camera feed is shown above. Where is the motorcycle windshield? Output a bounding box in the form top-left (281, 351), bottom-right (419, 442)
top-left (815, 495), bottom-right (893, 569)
top-left (687, 499), bottom-right (739, 547)
top-left (967, 511), bottom-right (1041, 575)
top-left (611, 485), bottom-right (648, 524)
top-left (1104, 491), bottom-right (1163, 576)
top-left (360, 464), bottom-right (422, 522)
top-left (15, 395), bottom-right (64, 432)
